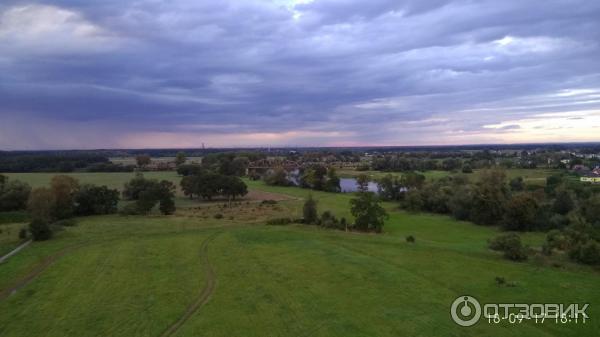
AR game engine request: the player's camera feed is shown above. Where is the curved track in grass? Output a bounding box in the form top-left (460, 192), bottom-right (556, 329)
top-left (160, 232), bottom-right (221, 337)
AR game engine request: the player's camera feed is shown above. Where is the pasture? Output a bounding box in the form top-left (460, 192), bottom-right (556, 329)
top-left (0, 172), bottom-right (597, 337)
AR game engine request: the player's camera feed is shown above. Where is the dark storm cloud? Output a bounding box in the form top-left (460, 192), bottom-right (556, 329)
top-left (1, 0), bottom-right (599, 149)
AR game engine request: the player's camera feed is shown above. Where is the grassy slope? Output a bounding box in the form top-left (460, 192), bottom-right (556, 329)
top-left (0, 173), bottom-right (597, 336)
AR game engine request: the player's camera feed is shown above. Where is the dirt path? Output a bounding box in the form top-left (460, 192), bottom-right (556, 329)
top-left (0, 243), bottom-right (85, 300)
top-left (160, 232), bottom-right (221, 337)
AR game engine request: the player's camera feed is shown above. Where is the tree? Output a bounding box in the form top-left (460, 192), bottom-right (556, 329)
top-left (356, 174), bottom-right (369, 192)
top-left (303, 194), bottom-right (318, 224)
top-left (264, 167), bottom-right (290, 186)
top-left (403, 189), bottom-right (424, 212)
top-left (29, 219), bottom-right (52, 241)
top-left (447, 185), bottom-right (473, 220)
top-left (27, 187), bottom-right (55, 222)
top-left (136, 155), bottom-right (151, 167)
top-left (177, 164), bottom-right (204, 176)
top-left (123, 173), bottom-right (154, 200)
top-left (503, 193), bottom-right (539, 231)
top-left (0, 180), bottom-right (31, 211)
top-left (74, 185), bottom-right (120, 215)
top-left (377, 174), bottom-right (403, 201)
top-left (470, 169), bottom-right (508, 225)
top-left (159, 197), bottom-right (176, 215)
top-left (350, 192), bottom-right (388, 232)
top-left (0, 174), bottom-right (6, 189)
top-left (509, 177), bottom-right (525, 191)
top-left (220, 175), bottom-right (248, 205)
top-left (324, 168), bottom-right (341, 192)
top-left (580, 195), bottom-right (600, 226)
top-left (175, 151), bottom-right (187, 166)
top-left (552, 189), bottom-right (575, 215)
top-left (300, 165), bottom-right (327, 190)
top-left (50, 175), bottom-right (79, 219)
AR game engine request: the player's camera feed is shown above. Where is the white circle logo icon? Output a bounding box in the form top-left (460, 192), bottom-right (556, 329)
top-left (450, 295), bottom-right (481, 326)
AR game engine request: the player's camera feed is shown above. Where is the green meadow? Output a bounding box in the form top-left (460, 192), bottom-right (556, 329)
top-left (0, 172), bottom-right (598, 336)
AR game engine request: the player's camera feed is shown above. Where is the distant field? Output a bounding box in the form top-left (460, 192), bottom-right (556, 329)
top-left (0, 174), bottom-right (597, 336)
top-left (338, 168), bottom-right (562, 185)
top-left (109, 157), bottom-right (203, 166)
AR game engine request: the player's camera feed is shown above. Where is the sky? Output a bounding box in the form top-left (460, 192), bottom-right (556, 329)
top-left (1, 0), bottom-right (600, 150)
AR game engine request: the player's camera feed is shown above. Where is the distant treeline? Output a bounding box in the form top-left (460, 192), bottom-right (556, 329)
top-left (0, 153), bottom-right (110, 172)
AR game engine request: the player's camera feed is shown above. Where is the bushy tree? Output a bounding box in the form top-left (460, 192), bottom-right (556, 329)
top-left (0, 179), bottom-right (31, 211)
top-left (264, 167), bottom-right (291, 186)
top-left (74, 185), bottom-right (120, 215)
top-left (552, 189), bottom-right (575, 215)
top-left (503, 193), bottom-right (539, 231)
top-left (303, 194), bottom-right (318, 224)
top-left (377, 174), bottom-right (403, 201)
top-left (356, 174), bottom-right (369, 192)
top-left (135, 155), bottom-right (151, 167)
top-left (177, 164), bottom-right (204, 176)
top-left (29, 219), bottom-right (52, 241)
top-left (509, 177), bottom-right (525, 191)
top-left (350, 192), bottom-right (388, 232)
top-left (220, 175), bottom-right (248, 204)
top-left (447, 185), bottom-right (473, 220)
top-left (27, 187), bottom-right (55, 222)
top-left (123, 173), bottom-right (155, 200)
top-left (324, 168), bottom-right (341, 193)
top-left (175, 151), bottom-right (187, 166)
top-left (470, 169), bottom-right (509, 225)
top-left (569, 241), bottom-right (600, 265)
top-left (580, 195), bottom-right (600, 226)
top-left (50, 175), bottom-right (79, 219)
top-left (488, 233), bottom-right (527, 261)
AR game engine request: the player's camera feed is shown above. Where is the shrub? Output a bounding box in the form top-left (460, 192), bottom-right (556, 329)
top-left (159, 197), bottom-right (176, 215)
top-left (119, 203), bottom-right (141, 215)
top-left (406, 235), bottom-right (416, 243)
top-left (260, 200), bottom-right (278, 206)
top-left (494, 276), bottom-right (505, 285)
top-left (214, 213), bottom-right (223, 219)
top-left (569, 241), bottom-right (600, 265)
top-left (320, 211), bottom-right (341, 228)
top-left (54, 219), bottom-right (77, 227)
top-left (489, 233), bottom-right (528, 261)
top-left (488, 233), bottom-right (520, 251)
top-left (18, 227), bottom-right (28, 240)
top-left (266, 217), bottom-right (293, 225)
top-left (29, 219), bottom-right (52, 241)
top-left (303, 194), bottom-right (318, 225)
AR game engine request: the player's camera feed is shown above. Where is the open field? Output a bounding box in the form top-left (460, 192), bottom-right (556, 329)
top-left (0, 173), bottom-right (598, 336)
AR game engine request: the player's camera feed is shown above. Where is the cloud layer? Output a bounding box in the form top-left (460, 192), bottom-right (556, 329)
top-left (1, 0), bottom-right (599, 149)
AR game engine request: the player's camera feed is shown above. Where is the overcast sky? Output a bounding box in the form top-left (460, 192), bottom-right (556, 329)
top-left (1, 0), bottom-right (599, 149)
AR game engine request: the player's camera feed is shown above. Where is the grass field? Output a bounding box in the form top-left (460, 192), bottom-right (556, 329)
top-left (0, 172), bottom-right (598, 336)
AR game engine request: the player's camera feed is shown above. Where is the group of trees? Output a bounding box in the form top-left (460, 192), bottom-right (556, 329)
top-left (180, 171), bottom-right (247, 203)
top-left (0, 175), bottom-right (31, 212)
top-left (26, 175), bottom-right (121, 240)
top-left (122, 174), bottom-right (176, 215)
top-left (298, 165), bottom-right (341, 192)
top-left (397, 169), bottom-right (600, 265)
top-left (301, 191), bottom-right (387, 232)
